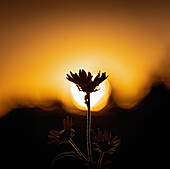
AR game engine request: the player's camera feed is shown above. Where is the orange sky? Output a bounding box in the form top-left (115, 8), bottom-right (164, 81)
top-left (0, 0), bottom-right (170, 116)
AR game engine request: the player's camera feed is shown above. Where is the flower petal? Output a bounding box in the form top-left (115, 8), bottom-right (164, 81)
top-left (48, 135), bottom-right (59, 139)
top-left (63, 118), bottom-right (66, 130)
top-left (79, 69), bottom-right (82, 78)
top-left (87, 72), bottom-right (93, 82)
top-left (108, 147), bottom-right (116, 154)
top-left (111, 136), bottom-right (121, 146)
top-left (66, 74), bottom-right (73, 82)
top-left (114, 140), bottom-right (121, 148)
top-left (91, 129), bottom-right (97, 140)
top-left (66, 70), bottom-right (108, 93)
top-left (70, 71), bottom-right (75, 78)
top-left (47, 138), bottom-right (60, 144)
top-left (78, 69), bottom-right (86, 83)
top-left (111, 136), bottom-right (117, 142)
top-left (98, 128), bottom-right (102, 140)
top-left (90, 72), bottom-right (101, 89)
top-left (74, 73), bottom-right (80, 82)
top-left (70, 72), bottom-right (80, 84)
top-left (109, 132), bottom-right (111, 140)
top-left (103, 129), bottom-right (109, 142)
top-left (66, 116), bottom-right (70, 131)
top-left (100, 72), bottom-right (108, 82)
top-left (70, 117), bottom-right (73, 128)
top-left (49, 130), bottom-right (60, 137)
top-left (81, 69), bottom-right (87, 79)
top-left (93, 72), bottom-right (100, 83)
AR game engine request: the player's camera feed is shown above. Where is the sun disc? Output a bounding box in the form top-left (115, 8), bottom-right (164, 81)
top-left (70, 79), bottom-right (111, 111)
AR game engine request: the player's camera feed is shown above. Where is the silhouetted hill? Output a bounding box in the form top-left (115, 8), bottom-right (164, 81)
top-left (0, 84), bottom-right (169, 168)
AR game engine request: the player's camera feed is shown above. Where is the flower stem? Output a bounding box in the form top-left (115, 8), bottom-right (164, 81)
top-left (86, 92), bottom-right (93, 165)
top-left (69, 139), bottom-right (88, 162)
top-left (98, 152), bottom-right (105, 168)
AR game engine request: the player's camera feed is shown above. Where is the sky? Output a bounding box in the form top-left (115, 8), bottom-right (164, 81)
top-left (0, 0), bottom-right (170, 117)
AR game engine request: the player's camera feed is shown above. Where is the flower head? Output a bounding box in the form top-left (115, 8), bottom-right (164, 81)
top-left (48, 116), bottom-right (75, 145)
top-left (92, 128), bottom-right (121, 154)
top-left (66, 69), bottom-right (108, 93)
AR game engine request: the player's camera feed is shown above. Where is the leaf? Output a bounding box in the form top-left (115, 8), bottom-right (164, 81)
top-left (52, 151), bottom-right (84, 166)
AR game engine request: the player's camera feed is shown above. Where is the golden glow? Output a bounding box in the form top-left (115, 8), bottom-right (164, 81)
top-left (70, 79), bottom-right (111, 111)
top-left (0, 1), bottom-right (170, 116)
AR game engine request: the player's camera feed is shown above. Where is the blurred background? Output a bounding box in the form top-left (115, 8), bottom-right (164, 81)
top-left (0, 0), bottom-right (170, 168)
top-left (1, 0), bottom-right (170, 116)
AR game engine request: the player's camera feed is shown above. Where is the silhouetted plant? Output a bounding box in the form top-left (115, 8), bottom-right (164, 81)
top-left (48, 69), bottom-right (120, 169)
top-left (92, 128), bottom-right (121, 167)
top-left (48, 116), bottom-right (87, 163)
top-left (48, 116), bottom-right (75, 145)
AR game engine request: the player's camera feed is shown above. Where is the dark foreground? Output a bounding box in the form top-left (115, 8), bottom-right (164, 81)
top-left (0, 85), bottom-right (169, 168)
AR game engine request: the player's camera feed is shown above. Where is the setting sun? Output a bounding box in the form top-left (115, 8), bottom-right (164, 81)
top-left (0, 1), bottom-right (169, 168)
top-left (70, 79), bottom-right (111, 111)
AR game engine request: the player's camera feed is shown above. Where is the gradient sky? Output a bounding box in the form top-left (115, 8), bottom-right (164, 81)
top-left (0, 0), bottom-right (170, 116)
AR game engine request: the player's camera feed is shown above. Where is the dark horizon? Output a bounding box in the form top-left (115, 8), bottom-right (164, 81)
top-left (0, 83), bottom-right (169, 168)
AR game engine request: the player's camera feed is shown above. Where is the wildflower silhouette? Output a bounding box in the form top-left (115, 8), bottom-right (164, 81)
top-left (48, 116), bottom-right (75, 144)
top-left (66, 69), bottom-right (108, 163)
top-left (66, 69), bottom-right (108, 104)
top-left (67, 69), bottom-right (108, 165)
top-left (66, 69), bottom-right (108, 93)
top-left (48, 116), bottom-right (88, 163)
top-left (92, 128), bottom-right (121, 167)
top-left (48, 69), bottom-right (121, 169)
